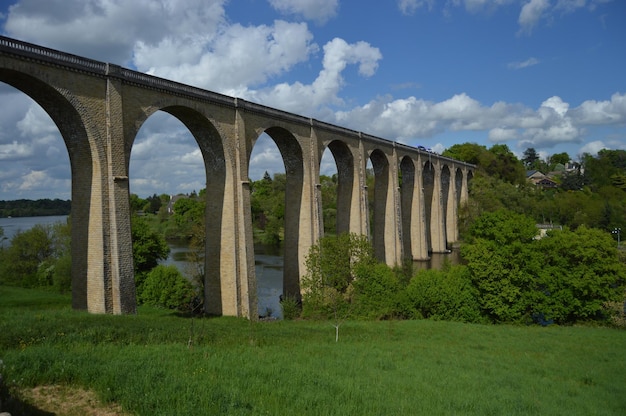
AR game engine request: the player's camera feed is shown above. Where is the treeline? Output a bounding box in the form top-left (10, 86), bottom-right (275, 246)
top-left (299, 214), bottom-right (625, 326)
top-left (0, 199), bottom-right (71, 217)
top-left (443, 145), bottom-right (626, 237)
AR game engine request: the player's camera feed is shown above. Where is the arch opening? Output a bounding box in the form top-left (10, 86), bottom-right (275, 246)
top-left (0, 70), bottom-right (94, 311)
top-left (400, 156), bottom-right (415, 260)
top-left (323, 140), bottom-right (353, 236)
top-left (130, 106), bottom-right (226, 316)
top-left (422, 160), bottom-right (435, 253)
top-left (249, 128), bottom-right (304, 318)
top-left (369, 149), bottom-right (389, 262)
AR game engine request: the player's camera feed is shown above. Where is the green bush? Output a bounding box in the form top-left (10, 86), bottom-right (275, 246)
top-left (139, 265), bottom-right (195, 311)
top-left (351, 263), bottom-right (402, 320)
top-left (405, 266), bottom-right (483, 323)
top-left (279, 294), bottom-right (301, 320)
top-left (52, 253), bottom-right (72, 293)
top-left (301, 233), bottom-right (375, 319)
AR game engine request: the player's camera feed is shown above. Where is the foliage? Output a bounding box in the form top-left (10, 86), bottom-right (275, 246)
top-left (301, 233), bottom-right (375, 320)
top-left (531, 226), bottom-right (626, 323)
top-left (522, 147), bottom-right (540, 169)
top-left (350, 262), bottom-right (402, 320)
top-left (279, 294), bottom-right (302, 320)
top-left (0, 222), bottom-right (70, 291)
top-left (250, 173), bottom-right (286, 246)
top-left (131, 215), bottom-right (169, 295)
top-left (443, 143), bottom-right (525, 184)
top-left (139, 264), bottom-right (196, 311)
top-left (172, 195), bottom-right (204, 238)
top-left (131, 215), bottom-right (169, 276)
top-left (0, 198), bottom-right (71, 217)
top-left (462, 209), bottom-right (625, 324)
top-left (404, 265), bottom-right (483, 323)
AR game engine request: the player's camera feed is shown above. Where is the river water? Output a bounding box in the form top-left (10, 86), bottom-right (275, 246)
top-left (0, 215), bottom-right (69, 242)
top-left (1, 216), bottom-right (461, 319)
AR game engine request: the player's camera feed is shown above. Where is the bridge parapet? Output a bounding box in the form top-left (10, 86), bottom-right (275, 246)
top-left (0, 35), bottom-right (106, 74)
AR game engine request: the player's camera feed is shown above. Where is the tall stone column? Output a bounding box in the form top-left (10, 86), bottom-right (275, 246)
top-left (460, 167), bottom-right (470, 207)
top-left (296, 125), bottom-right (322, 297)
top-left (104, 65), bottom-right (136, 314)
top-left (430, 161), bottom-right (447, 253)
top-left (405, 158), bottom-right (428, 260)
top-left (357, 138), bottom-right (370, 238)
top-left (388, 146), bottom-right (403, 266)
top-left (446, 166), bottom-right (459, 245)
top-left (213, 103), bottom-right (256, 318)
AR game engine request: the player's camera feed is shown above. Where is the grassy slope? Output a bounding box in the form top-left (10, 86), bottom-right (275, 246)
top-left (1, 286), bottom-right (625, 415)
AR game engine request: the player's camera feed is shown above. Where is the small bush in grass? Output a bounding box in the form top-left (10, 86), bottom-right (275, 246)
top-left (280, 294), bottom-right (301, 320)
top-left (406, 265), bottom-right (483, 323)
top-left (351, 262), bottom-right (402, 320)
top-left (139, 265), bottom-right (195, 311)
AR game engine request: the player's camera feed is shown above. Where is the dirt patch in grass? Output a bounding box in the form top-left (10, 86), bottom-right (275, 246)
top-left (14, 385), bottom-right (129, 416)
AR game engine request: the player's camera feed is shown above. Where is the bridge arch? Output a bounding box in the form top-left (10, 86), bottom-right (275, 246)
top-left (441, 164), bottom-right (451, 250)
top-left (422, 160), bottom-right (435, 253)
top-left (0, 67), bottom-right (116, 312)
top-left (400, 156), bottom-right (428, 260)
top-left (368, 148), bottom-right (392, 262)
top-left (250, 126), bottom-right (304, 301)
top-left (129, 104), bottom-right (231, 315)
top-left (324, 140), bottom-right (354, 235)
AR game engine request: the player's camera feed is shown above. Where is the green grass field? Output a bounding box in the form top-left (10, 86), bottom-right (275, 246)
top-left (1, 286), bottom-right (625, 415)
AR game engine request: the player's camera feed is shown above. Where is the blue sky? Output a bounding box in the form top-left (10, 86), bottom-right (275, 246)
top-left (0, 0), bottom-right (624, 200)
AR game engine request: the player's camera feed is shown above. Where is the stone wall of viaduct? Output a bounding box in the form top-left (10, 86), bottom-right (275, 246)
top-left (0, 36), bottom-right (474, 318)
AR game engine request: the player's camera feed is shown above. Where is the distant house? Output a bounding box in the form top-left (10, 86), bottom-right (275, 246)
top-left (167, 194), bottom-right (187, 214)
top-left (535, 223), bottom-right (563, 239)
top-left (526, 170), bottom-right (558, 188)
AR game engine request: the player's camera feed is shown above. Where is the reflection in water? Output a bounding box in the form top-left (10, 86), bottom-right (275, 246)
top-left (255, 254), bottom-right (284, 319)
top-left (412, 250), bottom-right (464, 272)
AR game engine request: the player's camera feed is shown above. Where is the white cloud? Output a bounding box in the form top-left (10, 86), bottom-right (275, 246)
top-left (578, 140), bottom-right (607, 155)
top-left (518, 0), bottom-right (551, 35)
top-left (14, 169), bottom-right (69, 195)
top-left (250, 38), bottom-right (382, 114)
top-left (460, 0), bottom-right (516, 13)
top-left (16, 103), bottom-right (56, 138)
top-left (5, 0), bottom-right (227, 65)
top-left (507, 57), bottom-right (540, 69)
top-left (489, 127), bottom-right (519, 142)
top-left (398, 0), bottom-right (435, 15)
top-left (138, 20), bottom-right (317, 95)
top-left (0, 140), bottom-right (32, 160)
top-left (333, 91), bottom-right (626, 151)
top-left (568, 93), bottom-right (626, 124)
top-left (269, 0), bottom-right (338, 24)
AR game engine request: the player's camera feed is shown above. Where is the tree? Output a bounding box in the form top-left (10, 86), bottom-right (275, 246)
top-left (548, 152), bottom-right (570, 170)
top-left (140, 264), bottom-right (196, 311)
top-left (301, 233), bottom-right (375, 339)
top-left (522, 148), bottom-right (540, 169)
top-left (487, 144), bottom-right (526, 184)
top-left (129, 194), bottom-right (147, 213)
top-left (531, 226), bottom-right (626, 323)
top-left (404, 265), bottom-right (482, 323)
top-left (461, 209), bottom-right (625, 324)
top-left (250, 173), bottom-right (286, 246)
top-left (0, 221), bottom-right (70, 291)
top-left (442, 142), bottom-right (487, 165)
top-left (461, 210), bottom-right (539, 323)
top-left (131, 215), bottom-right (170, 294)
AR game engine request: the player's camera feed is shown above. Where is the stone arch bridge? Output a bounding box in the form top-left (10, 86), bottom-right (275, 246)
top-left (0, 36), bottom-right (474, 318)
